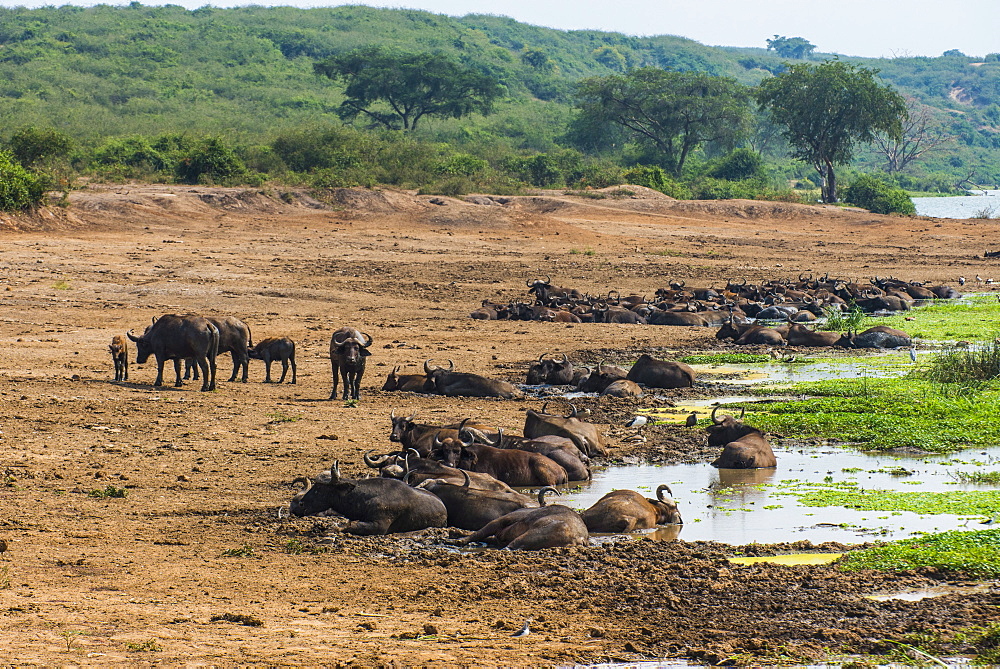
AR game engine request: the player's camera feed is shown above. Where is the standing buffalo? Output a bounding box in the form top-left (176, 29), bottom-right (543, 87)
top-left (127, 314), bottom-right (219, 391)
top-left (248, 337), bottom-right (296, 383)
top-left (423, 360), bottom-right (520, 399)
top-left (289, 461), bottom-right (447, 535)
top-left (707, 406), bottom-right (776, 469)
top-left (455, 489), bottom-right (589, 550)
top-left (329, 327), bottom-right (373, 401)
top-left (109, 335), bottom-right (128, 382)
top-left (205, 315), bottom-right (252, 383)
top-left (626, 354), bottom-right (696, 389)
top-left (582, 485), bottom-right (682, 532)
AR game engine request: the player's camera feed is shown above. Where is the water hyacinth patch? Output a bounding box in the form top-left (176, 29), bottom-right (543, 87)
top-left (840, 529), bottom-right (1000, 578)
top-left (775, 481), bottom-right (1000, 516)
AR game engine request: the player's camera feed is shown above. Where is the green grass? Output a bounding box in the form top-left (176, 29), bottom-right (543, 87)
top-left (221, 544), bottom-right (255, 557)
top-left (925, 337), bottom-right (1000, 383)
top-left (777, 481), bottom-right (1000, 515)
top-left (680, 353), bottom-right (772, 364)
top-left (266, 411), bottom-right (301, 423)
top-left (747, 376), bottom-right (1000, 453)
top-left (952, 471), bottom-right (1000, 484)
top-left (878, 294), bottom-right (1000, 341)
top-left (88, 485), bottom-right (127, 499)
top-left (840, 529), bottom-right (1000, 578)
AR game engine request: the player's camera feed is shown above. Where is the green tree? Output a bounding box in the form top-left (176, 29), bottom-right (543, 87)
top-left (314, 46), bottom-right (503, 131)
top-left (574, 68), bottom-right (751, 176)
top-left (756, 60), bottom-right (907, 203)
top-left (765, 35), bottom-right (816, 59)
top-left (842, 174), bottom-right (915, 215)
top-left (0, 151), bottom-right (46, 211)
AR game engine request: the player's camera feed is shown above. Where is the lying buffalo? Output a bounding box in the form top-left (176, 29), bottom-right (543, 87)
top-left (837, 326), bottom-right (912, 349)
top-left (127, 314), bottom-right (219, 392)
top-left (626, 354), bottom-right (695, 389)
top-left (707, 407), bottom-right (776, 469)
top-left (366, 447), bottom-right (519, 493)
top-left (524, 403), bottom-right (607, 457)
top-left (417, 471), bottom-right (539, 531)
top-left (581, 485), bottom-right (682, 532)
top-left (423, 360), bottom-right (520, 399)
top-left (433, 433), bottom-right (569, 487)
top-left (455, 489), bottom-right (589, 550)
top-left (576, 361), bottom-right (628, 393)
top-left (526, 352), bottom-right (574, 385)
top-left (289, 461), bottom-right (447, 535)
top-left (381, 366), bottom-right (427, 392)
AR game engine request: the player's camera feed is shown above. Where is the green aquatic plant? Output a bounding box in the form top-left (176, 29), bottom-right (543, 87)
top-left (779, 485), bottom-right (1000, 515)
top-left (840, 529), bottom-right (1000, 578)
top-left (679, 353), bottom-right (772, 364)
top-left (924, 337), bottom-right (1000, 384)
top-left (878, 294), bottom-right (1000, 341)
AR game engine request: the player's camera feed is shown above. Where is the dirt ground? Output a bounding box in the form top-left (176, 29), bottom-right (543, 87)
top-left (1, 184), bottom-right (998, 665)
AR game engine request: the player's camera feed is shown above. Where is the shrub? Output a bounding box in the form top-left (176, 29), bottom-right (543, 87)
top-left (175, 137), bottom-right (247, 184)
top-left (436, 153), bottom-right (488, 177)
top-left (925, 338), bottom-right (1000, 384)
top-left (9, 126), bottom-right (73, 167)
top-left (93, 136), bottom-right (167, 172)
top-left (842, 174), bottom-right (916, 215)
top-left (0, 151), bottom-right (46, 211)
top-left (621, 165), bottom-right (690, 199)
top-left (705, 148), bottom-right (764, 181)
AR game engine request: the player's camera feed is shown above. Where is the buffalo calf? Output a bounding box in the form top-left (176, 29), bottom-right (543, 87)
top-left (248, 337), bottom-right (297, 384)
top-left (109, 335), bottom-right (128, 382)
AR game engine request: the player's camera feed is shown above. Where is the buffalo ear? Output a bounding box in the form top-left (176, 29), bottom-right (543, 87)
top-left (361, 349), bottom-right (372, 357)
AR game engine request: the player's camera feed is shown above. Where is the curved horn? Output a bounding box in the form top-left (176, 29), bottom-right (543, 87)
top-left (738, 407), bottom-right (746, 421)
top-left (537, 486), bottom-right (560, 507)
top-left (541, 401), bottom-right (551, 415)
top-left (333, 330), bottom-right (349, 345)
top-left (558, 353), bottom-right (568, 363)
top-left (126, 329), bottom-right (139, 342)
top-left (538, 352), bottom-right (548, 363)
top-left (390, 408), bottom-right (396, 420)
top-left (458, 429), bottom-right (475, 448)
top-left (461, 470), bottom-right (470, 488)
top-left (433, 431), bottom-right (445, 448)
top-left (292, 476), bottom-right (311, 493)
top-left (543, 275), bottom-right (551, 285)
top-left (656, 484), bottom-right (674, 502)
top-left (711, 406), bottom-right (724, 425)
top-left (359, 332), bottom-right (373, 348)
top-left (565, 404), bottom-right (578, 419)
top-left (491, 427), bottom-right (504, 448)
top-left (424, 359), bottom-right (435, 374)
top-left (330, 460), bottom-right (341, 482)
top-left (363, 450), bottom-right (392, 468)
top-left (526, 278), bottom-right (536, 288)
top-left (446, 359), bottom-right (455, 371)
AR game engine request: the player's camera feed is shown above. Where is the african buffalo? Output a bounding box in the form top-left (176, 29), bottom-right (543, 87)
top-left (524, 403), bottom-right (608, 457)
top-left (785, 322), bottom-right (851, 347)
top-left (715, 318), bottom-right (787, 346)
top-left (433, 433), bottom-right (569, 487)
top-left (707, 406), bottom-right (776, 469)
top-left (205, 315), bottom-right (252, 383)
top-left (381, 366), bottom-right (427, 392)
top-left (423, 360), bottom-right (520, 399)
top-left (417, 471), bottom-right (539, 531)
top-left (330, 327), bottom-right (373, 401)
top-left (626, 354), bottom-right (695, 389)
top-left (576, 362), bottom-right (628, 393)
top-left (526, 353), bottom-right (574, 385)
top-left (601, 379), bottom-right (643, 397)
top-left (581, 485), bottom-right (682, 532)
top-left (127, 314), bottom-right (219, 391)
top-left (248, 337), bottom-right (296, 384)
top-left (838, 326), bottom-right (912, 349)
top-left (466, 429), bottom-right (591, 482)
top-left (109, 335), bottom-right (128, 382)
top-left (289, 460), bottom-right (447, 535)
top-left (455, 489), bottom-right (589, 550)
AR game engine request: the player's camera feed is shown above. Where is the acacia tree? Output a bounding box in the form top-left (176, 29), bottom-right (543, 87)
top-left (756, 60), bottom-right (907, 203)
top-left (765, 35), bottom-right (816, 60)
top-left (573, 68), bottom-right (751, 176)
top-left (314, 47), bottom-right (503, 131)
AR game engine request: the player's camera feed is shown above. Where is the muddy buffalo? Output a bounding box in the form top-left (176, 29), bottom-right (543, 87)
top-left (582, 485), bottom-right (682, 532)
top-left (707, 406), bottom-right (776, 469)
top-left (626, 354), bottom-right (695, 389)
top-left (455, 489), bottom-right (589, 550)
top-left (523, 403), bottom-right (607, 457)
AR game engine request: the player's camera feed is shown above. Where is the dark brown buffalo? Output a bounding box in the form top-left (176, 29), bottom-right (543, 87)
top-left (205, 315), bottom-right (252, 383)
top-left (381, 366), bottom-right (427, 392)
top-left (837, 326), bottom-right (912, 349)
top-left (417, 471), bottom-right (539, 531)
top-left (523, 403), bottom-right (608, 457)
top-left (581, 485), bottom-right (682, 532)
top-left (423, 359), bottom-right (520, 399)
top-left (716, 318), bottom-right (787, 346)
top-left (289, 460), bottom-right (447, 534)
top-left (247, 337), bottom-right (296, 384)
top-left (576, 362), bottom-right (628, 393)
top-left (785, 322), bottom-right (851, 347)
top-left (466, 429), bottom-right (591, 482)
top-left (367, 448), bottom-right (520, 493)
top-left (387, 411), bottom-right (489, 457)
top-left (526, 353), bottom-right (574, 385)
top-left (109, 334), bottom-right (128, 382)
top-left (434, 434), bottom-right (569, 488)
top-left (127, 314), bottom-right (219, 392)
top-left (455, 489), bottom-right (589, 550)
top-left (707, 407), bottom-right (776, 469)
top-left (626, 354), bottom-right (695, 389)
top-left (601, 379), bottom-right (643, 397)
top-left (329, 327), bottom-right (373, 400)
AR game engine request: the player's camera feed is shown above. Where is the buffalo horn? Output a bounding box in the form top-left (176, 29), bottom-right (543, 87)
top-left (538, 352), bottom-right (549, 363)
top-left (543, 275), bottom-right (551, 285)
top-left (564, 404), bottom-right (578, 419)
top-left (390, 408), bottom-right (396, 420)
top-left (363, 450), bottom-right (392, 468)
top-left (537, 486), bottom-right (560, 506)
top-left (423, 359), bottom-right (435, 374)
top-left (460, 470), bottom-right (470, 488)
top-left (331, 460), bottom-right (341, 482)
top-left (541, 401), bottom-right (551, 415)
top-left (711, 405), bottom-right (725, 425)
top-left (291, 476), bottom-right (311, 493)
top-left (333, 330), bottom-right (348, 345)
top-left (126, 329), bottom-right (139, 342)
top-left (359, 332), bottom-right (373, 348)
top-left (738, 407), bottom-right (746, 420)
top-left (656, 484), bottom-right (674, 502)
top-left (558, 353), bottom-right (568, 363)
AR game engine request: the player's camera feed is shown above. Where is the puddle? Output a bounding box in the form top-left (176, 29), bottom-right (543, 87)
top-left (643, 396), bottom-right (804, 423)
top-left (690, 354), bottom-right (916, 387)
top-left (554, 445), bottom-right (1000, 545)
top-left (728, 553), bottom-right (843, 566)
top-left (865, 582), bottom-right (995, 602)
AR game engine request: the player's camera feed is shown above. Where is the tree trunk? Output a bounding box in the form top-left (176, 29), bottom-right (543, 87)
top-left (825, 160), bottom-right (837, 203)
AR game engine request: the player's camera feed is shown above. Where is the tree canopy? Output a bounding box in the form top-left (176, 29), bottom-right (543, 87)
top-left (765, 35), bottom-right (816, 60)
top-left (573, 68), bottom-right (751, 175)
top-left (756, 60), bottom-right (907, 202)
top-left (314, 46), bottom-right (504, 131)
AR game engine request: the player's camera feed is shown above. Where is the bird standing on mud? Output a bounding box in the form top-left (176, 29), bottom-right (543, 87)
top-left (685, 411), bottom-right (698, 427)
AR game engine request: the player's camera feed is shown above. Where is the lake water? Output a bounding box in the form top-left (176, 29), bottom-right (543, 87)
top-left (912, 190), bottom-right (1000, 218)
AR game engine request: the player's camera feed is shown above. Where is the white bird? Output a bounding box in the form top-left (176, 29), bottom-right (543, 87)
top-left (959, 276), bottom-right (966, 286)
top-left (625, 415), bottom-right (648, 428)
top-left (512, 618), bottom-right (532, 639)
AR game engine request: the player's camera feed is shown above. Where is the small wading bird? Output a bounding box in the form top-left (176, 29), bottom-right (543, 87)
top-left (625, 415), bottom-right (648, 428)
top-left (909, 347), bottom-right (917, 363)
top-left (685, 411), bottom-right (699, 427)
top-left (512, 618), bottom-right (532, 646)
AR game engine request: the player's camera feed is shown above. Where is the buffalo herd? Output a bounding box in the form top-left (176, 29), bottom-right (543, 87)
top-left (110, 272), bottom-right (963, 549)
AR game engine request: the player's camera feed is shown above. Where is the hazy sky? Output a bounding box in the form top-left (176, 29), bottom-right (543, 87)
top-left (2, 0), bottom-right (996, 59)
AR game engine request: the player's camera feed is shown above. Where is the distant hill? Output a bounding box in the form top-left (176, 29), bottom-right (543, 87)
top-left (1, 3), bottom-right (998, 183)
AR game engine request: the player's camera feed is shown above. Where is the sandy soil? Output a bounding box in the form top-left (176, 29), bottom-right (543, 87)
top-left (1, 184), bottom-right (998, 665)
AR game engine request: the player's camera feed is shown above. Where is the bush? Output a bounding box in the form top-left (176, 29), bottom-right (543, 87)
top-left (0, 151), bottom-right (46, 211)
top-left (705, 148), bottom-right (764, 181)
top-left (842, 174), bottom-right (916, 215)
top-left (9, 126), bottom-right (73, 167)
top-left (621, 165), bottom-right (690, 199)
top-left (93, 136), bottom-right (167, 172)
top-left (175, 137), bottom-right (247, 184)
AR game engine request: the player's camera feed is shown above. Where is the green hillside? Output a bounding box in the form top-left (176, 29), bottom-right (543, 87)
top-left (1, 3), bottom-right (999, 194)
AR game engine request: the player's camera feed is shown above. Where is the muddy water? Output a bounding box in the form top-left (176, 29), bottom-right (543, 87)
top-left (556, 445), bottom-right (1000, 545)
top-left (690, 355), bottom-right (917, 387)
